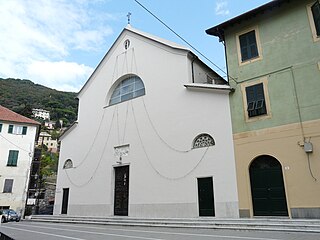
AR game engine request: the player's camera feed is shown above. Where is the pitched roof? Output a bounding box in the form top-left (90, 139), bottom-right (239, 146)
top-left (206, 0), bottom-right (291, 40)
top-left (125, 25), bottom-right (190, 51)
top-left (0, 105), bottom-right (40, 125)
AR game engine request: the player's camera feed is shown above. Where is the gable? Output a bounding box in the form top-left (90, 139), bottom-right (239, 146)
top-left (77, 26), bottom-right (191, 98)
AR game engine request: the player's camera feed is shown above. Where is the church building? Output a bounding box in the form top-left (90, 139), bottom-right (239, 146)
top-left (54, 26), bottom-right (239, 218)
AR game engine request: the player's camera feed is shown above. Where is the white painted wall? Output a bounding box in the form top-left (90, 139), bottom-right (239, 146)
top-left (0, 122), bottom-right (37, 214)
top-left (54, 28), bottom-right (239, 218)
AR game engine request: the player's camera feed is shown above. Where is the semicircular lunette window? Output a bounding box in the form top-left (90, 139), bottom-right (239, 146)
top-left (109, 76), bottom-right (145, 105)
top-left (193, 134), bottom-right (215, 149)
top-left (63, 159), bottom-right (73, 169)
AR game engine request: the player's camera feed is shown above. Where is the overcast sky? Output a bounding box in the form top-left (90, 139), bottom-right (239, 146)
top-left (0, 0), bottom-right (270, 92)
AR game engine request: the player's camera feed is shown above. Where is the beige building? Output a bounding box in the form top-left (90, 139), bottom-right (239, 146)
top-left (37, 132), bottom-right (58, 153)
top-left (207, 0), bottom-right (320, 218)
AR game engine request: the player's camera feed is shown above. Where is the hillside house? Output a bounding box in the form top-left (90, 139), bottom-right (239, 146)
top-left (32, 108), bottom-right (50, 121)
top-left (37, 132), bottom-right (58, 153)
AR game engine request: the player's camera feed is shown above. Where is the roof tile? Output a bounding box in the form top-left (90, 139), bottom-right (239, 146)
top-left (0, 105), bottom-right (40, 125)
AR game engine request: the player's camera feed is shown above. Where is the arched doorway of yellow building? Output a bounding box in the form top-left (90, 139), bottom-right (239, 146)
top-left (249, 155), bottom-right (288, 216)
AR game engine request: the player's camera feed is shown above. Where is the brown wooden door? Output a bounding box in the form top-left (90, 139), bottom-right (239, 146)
top-left (114, 166), bottom-right (129, 216)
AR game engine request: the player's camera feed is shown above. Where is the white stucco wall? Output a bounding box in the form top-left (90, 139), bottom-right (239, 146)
top-left (54, 28), bottom-right (239, 218)
top-left (0, 122), bottom-right (37, 213)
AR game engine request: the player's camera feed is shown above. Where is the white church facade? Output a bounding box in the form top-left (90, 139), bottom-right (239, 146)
top-left (54, 26), bottom-right (239, 218)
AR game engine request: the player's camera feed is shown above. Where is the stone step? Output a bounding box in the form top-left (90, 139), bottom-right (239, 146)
top-left (27, 215), bottom-right (320, 233)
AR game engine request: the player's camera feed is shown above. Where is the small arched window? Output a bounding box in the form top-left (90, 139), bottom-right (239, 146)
top-left (63, 159), bottom-right (73, 169)
top-left (193, 134), bottom-right (215, 149)
top-left (109, 76), bottom-right (145, 105)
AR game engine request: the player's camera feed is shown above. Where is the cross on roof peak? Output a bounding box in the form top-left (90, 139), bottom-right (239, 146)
top-left (127, 12), bottom-right (132, 25)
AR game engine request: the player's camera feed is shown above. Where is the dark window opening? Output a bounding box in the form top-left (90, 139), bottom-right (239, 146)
top-left (312, 1), bottom-right (320, 36)
top-left (3, 179), bottom-right (14, 193)
top-left (246, 83), bottom-right (267, 118)
top-left (239, 30), bottom-right (259, 62)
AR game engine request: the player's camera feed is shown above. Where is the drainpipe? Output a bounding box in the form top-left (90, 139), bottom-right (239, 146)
top-left (191, 55), bottom-right (197, 83)
top-left (219, 31), bottom-right (231, 86)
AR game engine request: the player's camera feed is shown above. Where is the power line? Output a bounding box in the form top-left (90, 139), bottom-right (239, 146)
top-left (0, 133), bottom-right (31, 153)
top-left (141, 98), bottom-right (191, 153)
top-left (66, 107), bottom-right (117, 188)
top-left (133, 0), bottom-right (236, 82)
top-left (131, 100), bottom-right (209, 180)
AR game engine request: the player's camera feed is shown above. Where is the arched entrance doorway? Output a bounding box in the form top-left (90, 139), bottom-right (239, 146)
top-left (249, 155), bottom-right (288, 216)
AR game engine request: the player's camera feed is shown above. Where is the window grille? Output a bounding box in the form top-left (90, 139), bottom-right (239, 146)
top-left (193, 134), bottom-right (215, 149)
top-left (63, 159), bottom-right (73, 169)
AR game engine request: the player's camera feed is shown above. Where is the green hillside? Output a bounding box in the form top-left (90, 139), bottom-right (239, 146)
top-left (0, 78), bottom-right (78, 126)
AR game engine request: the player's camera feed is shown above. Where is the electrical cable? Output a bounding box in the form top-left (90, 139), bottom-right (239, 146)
top-left (133, 0), bottom-right (236, 82)
top-left (65, 107), bottom-right (116, 187)
top-left (306, 138), bottom-right (317, 181)
top-left (131, 101), bottom-right (210, 180)
top-left (0, 133), bottom-right (31, 153)
top-left (141, 98), bottom-right (191, 153)
top-left (116, 105), bottom-right (120, 145)
top-left (122, 101), bottom-right (130, 143)
top-left (307, 153), bottom-right (317, 182)
top-left (73, 109), bottom-right (107, 169)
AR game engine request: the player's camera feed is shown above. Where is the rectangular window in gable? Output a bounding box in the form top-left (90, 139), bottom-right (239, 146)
top-left (0, 123), bottom-right (2, 132)
top-left (3, 179), bottom-right (14, 193)
top-left (245, 83), bottom-right (267, 118)
top-left (7, 150), bottom-right (19, 166)
top-left (239, 30), bottom-right (259, 62)
top-left (312, 1), bottom-right (320, 36)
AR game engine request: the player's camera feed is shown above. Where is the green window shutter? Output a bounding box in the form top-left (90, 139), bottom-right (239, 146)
top-left (0, 123), bottom-right (2, 132)
top-left (239, 30), bottom-right (258, 61)
top-left (7, 150), bottom-right (19, 166)
top-left (8, 125), bottom-right (13, 134)
top-left (22, 126), bottom-right (28, 135)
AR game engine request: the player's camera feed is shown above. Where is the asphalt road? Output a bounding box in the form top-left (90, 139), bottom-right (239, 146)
top-left (0, 221), bottom-right (318, 240)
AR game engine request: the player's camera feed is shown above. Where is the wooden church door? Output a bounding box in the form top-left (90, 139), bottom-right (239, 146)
top-left (114, 166), bottom-right (129, 216)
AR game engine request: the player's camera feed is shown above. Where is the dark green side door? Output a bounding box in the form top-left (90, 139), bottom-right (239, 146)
top-left (197, 177), bottom-right (215, 216)
top-left (250, 156), bottom-right (288, 216)
top-left (61, 188), bottom-right (69, 214)
top-left (114, 166), bottom-right (129, 216)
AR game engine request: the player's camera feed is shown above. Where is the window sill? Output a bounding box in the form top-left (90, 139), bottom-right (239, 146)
top-left (246, 113), bottom-right (272, 123)
top-left (239, 55), bottom-right (262, 66)
top-left (184, 83), bottom-right (232, 92)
